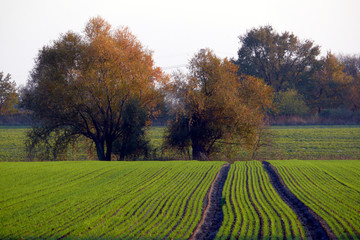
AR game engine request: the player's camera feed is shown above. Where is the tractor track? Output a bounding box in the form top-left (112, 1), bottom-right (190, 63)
top-left (190, 163), bottom-right (230, 240)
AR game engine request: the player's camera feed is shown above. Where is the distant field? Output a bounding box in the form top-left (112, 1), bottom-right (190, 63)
top-left (0, 126), bottom-right (92, 161)
top-left (0, 161), bottom-right (223, 239)
top-left (1, 125), bottom-right (360, 161)
top-left (269, 126), bottom-right (360, 160)
top-left (0, 126), bottom-right (28, 161)
top-left (150, 125), bottom-right (360, 160)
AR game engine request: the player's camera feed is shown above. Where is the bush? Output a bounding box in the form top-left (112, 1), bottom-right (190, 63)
top-left (275, 89), bottom-right (309, 117)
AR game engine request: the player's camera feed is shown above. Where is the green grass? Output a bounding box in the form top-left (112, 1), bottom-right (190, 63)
top-left (271, 160), bottom-right (360, 239)
top-left (1, 125), bottom-right (360, 161)
top-left (0, 127), bottom-right (94, 161)
top-left (216, 161), bottom-right (306, 240)
top-left (0, 127), bottom-right (28, 161)
top-left (268, 126), bottom-right (360, 160)
top-left (150, 125), bottom-right (360, 160)
top-left (1, 160), bottom-right (360, 239)
top-left (0, 161), bottom-right (224, 239)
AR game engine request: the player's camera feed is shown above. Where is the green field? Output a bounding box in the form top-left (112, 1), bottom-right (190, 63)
top-left (1, 125), bottom-right (360, 239)
top-left (0, 161), bottom-right (223, 239)
top-left (216, 161), bottom-right (306, 240)
top-left (0, 126), bottom-right (92, 161)
top-left (147, 125), bottom-right (360, 160)
top-left (270, 126), bottom-right (360, 159)
top-left (1, 160), bottom-right (359, 239)
top-left (271, 160), bottom-right (360, 239)
top-left (0, 126), bottom-right (28, 161)
top-left (1, 125), bottom-right (360, 161)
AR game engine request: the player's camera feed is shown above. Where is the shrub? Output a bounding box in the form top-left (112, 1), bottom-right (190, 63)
top-left (275, 89), bottom-right (309, 117)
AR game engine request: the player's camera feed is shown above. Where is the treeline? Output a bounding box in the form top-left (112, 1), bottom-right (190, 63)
top-left (232, 26), bottom-right (360, 124)
top-left (154, 26), bottom-right (360, 125)
top-left (2, 26), bottom-right (359, 126)
top-left (0, 17), bottom-right (359, 161)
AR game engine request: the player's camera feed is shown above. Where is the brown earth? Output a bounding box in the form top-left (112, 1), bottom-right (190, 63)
top-left (190, 163), bottom-right (230, 240)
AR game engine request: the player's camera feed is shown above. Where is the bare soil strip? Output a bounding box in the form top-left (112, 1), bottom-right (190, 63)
top-left (190, 163), bottom-right (230, 240)
top-left (262, 161), bottom-right (335, 240)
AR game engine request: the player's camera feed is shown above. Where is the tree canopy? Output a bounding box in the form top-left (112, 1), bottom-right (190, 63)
top-left (234, 25), bottom-right (360, 121)
top-left (22, 17), bottom-right (167, 161)
top-left (309, 53), bottom-right (352, 113)
top-left (0, 72), bottom-right (18, 116)
top-left (235, 25), bottom-right (321, 93)
top-left (164, 49), bottom-right (273, 160)
top-left (338, 54), bottom-right (360, 112)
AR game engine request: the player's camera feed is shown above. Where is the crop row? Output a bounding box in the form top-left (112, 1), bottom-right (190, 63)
top-left (271, 127), bottom-right (360, 160)
top-left (1, 160), bottom-right (359, 239)
top-left (216, 161), bottom-right (306, 240)
top-left (0, 161), bottom-right (223, 239)
top-left (271, 160), bottom-right (360, 239)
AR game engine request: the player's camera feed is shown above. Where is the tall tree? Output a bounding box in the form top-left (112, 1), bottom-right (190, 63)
top-left (234, 25), bottom-right (321, 92)
top-left (338, 54), bottom-right (360, 111)
top-left (165, 49), bottom-right (273, 160)
top-left (309, 53), bottom-right (351, 113)
top-left (0, 72), bottom-right (18, 116)
top-left (22, 17), bottom-right (166, 161)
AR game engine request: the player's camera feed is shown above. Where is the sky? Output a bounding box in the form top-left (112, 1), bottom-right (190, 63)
top-left (1, 0), bottom-right (360, 86)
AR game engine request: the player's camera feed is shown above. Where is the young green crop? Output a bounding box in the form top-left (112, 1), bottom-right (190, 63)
top-left (271, 160), bottom-right (360, 239)
top-left (216, 161), bottom-right (306, 240)
top-left (0, 126), bottom-right (92, 161)
top-left (0, 161), bottom-right (224, 239)
top-left (268, 126), bottom-right (360, 160)
top-left (2, 125), bottom-right (360, 161)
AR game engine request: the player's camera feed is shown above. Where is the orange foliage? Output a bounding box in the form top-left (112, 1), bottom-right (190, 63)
top-left (23, 17), bottom-right (168, 160)
top-left (166, 49), bottom-right (273, 160)
top-left (312, 52), bottom-right (352, 112)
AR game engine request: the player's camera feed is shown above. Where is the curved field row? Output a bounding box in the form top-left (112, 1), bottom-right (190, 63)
top-left (271, 160), bottom-right (360, 240)
top-left (216, 161), bottom-right (306, 240)
top-left (0, 161), bottom-right (224, 239)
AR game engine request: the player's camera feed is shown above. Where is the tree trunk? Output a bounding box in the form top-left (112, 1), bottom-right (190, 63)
top-left (95, 140), bottom-right (108, 161)
top-left (105, 139), bottom-right (113, 161)
top-left (192, 140), bottom-right (206, 160)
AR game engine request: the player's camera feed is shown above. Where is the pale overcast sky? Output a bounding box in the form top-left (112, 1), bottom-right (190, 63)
top-left (1, 0), bottom-right (359, 86)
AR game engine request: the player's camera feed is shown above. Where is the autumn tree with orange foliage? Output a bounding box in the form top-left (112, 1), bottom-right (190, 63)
top-left (165, 49), bottom-right (273, 160)
top-left (21, 17), bottom-right (167, 160)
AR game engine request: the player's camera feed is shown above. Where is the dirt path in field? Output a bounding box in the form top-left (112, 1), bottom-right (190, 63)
top-left (262, 161), bottom-right (336, 240)
top-left (190, 163), bottom-right (230, 240)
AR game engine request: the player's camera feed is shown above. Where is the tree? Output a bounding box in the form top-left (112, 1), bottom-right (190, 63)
top-left (338, 54), bottom-right (360, 112)
top-left (164, 49), bottom-right (273, 160)
top-left (21, 17), bottom-right (166, 161)
top-left (309, 53), bottom-right (351, 113)
top-left (248, 122), bottom-right (275, 160)
top-left (234, 25), bottom-right (321, 93)
top-left (0, 72), bottom-right (18, 116)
